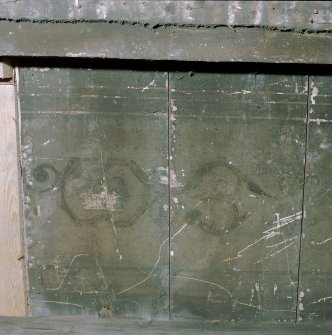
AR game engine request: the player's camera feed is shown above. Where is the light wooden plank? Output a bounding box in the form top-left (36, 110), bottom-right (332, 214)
top-left (0, 83), bottom-right (26, 316)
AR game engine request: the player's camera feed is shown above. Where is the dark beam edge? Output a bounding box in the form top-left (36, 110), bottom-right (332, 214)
top-left (0, 22), bottom-right (332, 64)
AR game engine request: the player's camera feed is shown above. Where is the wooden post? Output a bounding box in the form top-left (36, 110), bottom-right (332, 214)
top-left (0, 60), bottom-right (26, 316)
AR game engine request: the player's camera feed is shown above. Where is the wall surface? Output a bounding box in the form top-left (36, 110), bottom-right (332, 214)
top-left (0, 0), bottom-right (332, 323)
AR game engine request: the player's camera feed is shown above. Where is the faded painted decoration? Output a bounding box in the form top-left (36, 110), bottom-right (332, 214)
top-left (19, 67), bottom-right (331, 322)
top-left (169, 73), bottom-right (307, 322)
top-left (20, 68), bottom-right (169, 318)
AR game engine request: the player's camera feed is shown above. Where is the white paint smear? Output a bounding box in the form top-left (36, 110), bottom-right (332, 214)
top-left (170, 99), bottom-right (178, 112)
top-left (274, 284), bottom-right (278, 296)
top-left (158, 167), bottom-right (182, 188)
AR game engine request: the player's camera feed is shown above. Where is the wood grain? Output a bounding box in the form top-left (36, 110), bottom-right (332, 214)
top-left (0, 84), bottom-right (26, 316)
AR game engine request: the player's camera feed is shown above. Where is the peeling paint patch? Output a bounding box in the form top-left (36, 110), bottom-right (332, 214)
top-left (170, 99), bottom-right (178, 112)
top-left (157, 166), bottom-right (168, 185)
top-left (310, 81), bottom-right (319, 105)
top-left (81, 190), bottom-right (119, 211)
top-left (142, 79), bottom-right (156, 92)
top-left (273, 284), bottom-right (278, 296)
top-left (170, 169), bottom-right (182, 188)
top-left (157, 167), bottom-right (182, 188)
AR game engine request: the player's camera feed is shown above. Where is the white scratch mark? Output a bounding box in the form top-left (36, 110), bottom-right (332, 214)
top-left (73, 290), bottom-right (108, 295)
top-left (309, 118), bottom-right (332, 125)
top-left (172, 275), bottom-right (295, 313)
top-left (42, 300), bottom-right (85, 308)
top-left (222, 90), bottom-right (252, 95)
top-left (171, 223), bottom-right (188, 239)
top-left (266, 235), bottom-right (298, 249)
top-left (269, 79), bottom-right (288, 86)
top-left (255, 242), bottom-right (295, 264)
top-left (312, 296), bottom-right (332, 304)
top-left (314, 237), bottom-right (332, 245)
top-left (47, 254), bottom-right (89, 291)
top-left (219, 211), bottom-right (302, 284)
top-left (118, 223), bottom-right (188, 295)
top-left (66, 52), bottom-right (87, 57)
top-left (118, 239), bottom-right (168, 295)
top-left (263, 211), bottom-right (303, 234)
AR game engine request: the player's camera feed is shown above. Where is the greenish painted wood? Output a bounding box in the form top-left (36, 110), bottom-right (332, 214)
top-left (169, 73), bottom-right (308, 321)
top-left (0, 1), bottom-right (331, 31)
top-left (298, 76), bottom-right (332, 321)
top-left (19, 67), bottom-right (169, 319)
top-left (18, 67), bottom-right (332, 323)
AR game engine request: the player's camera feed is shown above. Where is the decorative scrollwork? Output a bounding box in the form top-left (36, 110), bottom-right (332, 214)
top-left (31, 164), bottom-right (59, 192)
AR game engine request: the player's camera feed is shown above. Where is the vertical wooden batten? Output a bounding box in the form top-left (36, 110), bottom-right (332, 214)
top-left (0, 60), bottom-right (26, 316)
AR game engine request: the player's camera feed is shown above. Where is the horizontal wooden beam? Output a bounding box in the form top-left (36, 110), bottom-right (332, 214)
top-left (0, 1), bottom-right (331, 31)
top-left (0, 317), bottom-right (331, 334)
top-left (0, 21), bottom-right (332, 63)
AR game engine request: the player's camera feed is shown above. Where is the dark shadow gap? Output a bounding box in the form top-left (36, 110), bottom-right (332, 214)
top-left (11, 57), bottom-right (332, 76)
